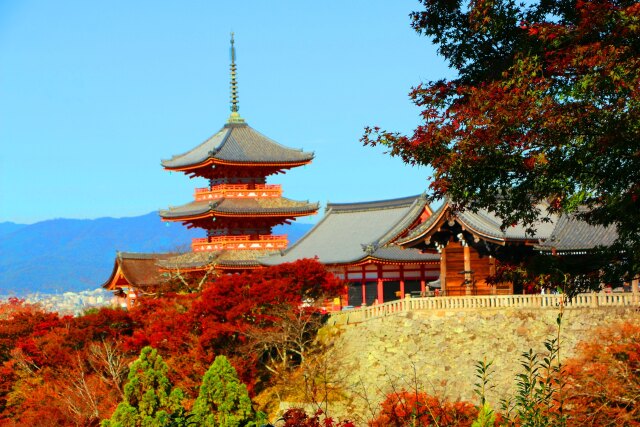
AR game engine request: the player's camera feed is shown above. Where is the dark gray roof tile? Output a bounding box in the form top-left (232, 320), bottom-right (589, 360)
top-left (261, 195), bottom-right (433, 266)
top-left (536, 214), bottom-right (617, 252)
top-left (158, 249), bottom-right (279, 269)
top-left (160, 198), bottom-right (319, 219)
top-left (162, 123), bottom-right (314, 169)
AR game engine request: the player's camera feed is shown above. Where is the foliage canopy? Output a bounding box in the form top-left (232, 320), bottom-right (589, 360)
top-left (363, 0), bottom-right (640, 277)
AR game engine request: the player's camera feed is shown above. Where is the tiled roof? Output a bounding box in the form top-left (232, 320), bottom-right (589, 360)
top-left (399, 200), bottom-right (558, 246)
top-left (536, 213), bottom-right (617, 252)
top-left (399, 199), bottom-right (616, 252)
top-left (102, 252), bottom-right (174, 290)
top-left (161, 123), bottom-right (314, 169)
top-left (160, 198), bottom-right (319, 219)
top-left (261, 195), bottom-right (437, 266)
top-left (158, 249), bottom-right (279, 269)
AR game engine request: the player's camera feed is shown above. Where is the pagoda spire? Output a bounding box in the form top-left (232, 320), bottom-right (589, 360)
top-left (227, 32), bottom-right (244, 124)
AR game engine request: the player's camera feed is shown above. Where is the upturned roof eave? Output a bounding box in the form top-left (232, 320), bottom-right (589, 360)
top-left (161, 157), bottom-right (314, 172)
top-left (398, 202), bottom-right (541, 248)
top-left (160, 208), bottom-right (319, 222)
top-left (159, 199), bottom-right (320, 221)
top-left (101, 259), bottom-right (122, 290)
top-left (377, 194), bottom-right (431, 246)
top-left (397, 203), bottom-right (450, 247)
top-left (351, 255), bottom-right (440, 267)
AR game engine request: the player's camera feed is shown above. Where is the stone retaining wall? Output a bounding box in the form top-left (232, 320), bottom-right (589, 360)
top-left (321, 306), bottom-right (640, 425)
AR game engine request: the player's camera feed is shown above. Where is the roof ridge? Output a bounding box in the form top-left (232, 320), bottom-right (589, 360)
top-left (396, 202), bottom-right (448, 245)
top-left (328, 194), bottom-right (421, 212)
top-left (376, 195), bottom-right (430, 247)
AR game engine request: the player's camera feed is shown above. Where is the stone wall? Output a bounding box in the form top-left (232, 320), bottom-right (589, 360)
top-left (320, 306), bottom-right (640, 425)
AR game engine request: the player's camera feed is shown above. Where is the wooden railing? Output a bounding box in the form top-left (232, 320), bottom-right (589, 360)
top-left (194, 184), bottom-right (282, 201)
top-left (192, 234), bottom-right (288, 252)
top-left (329, 292), bottom-right (640, 326)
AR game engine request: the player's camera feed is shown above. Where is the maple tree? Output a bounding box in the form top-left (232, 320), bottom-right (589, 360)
top-left (191, 259), bottom-right (345, 389)
top-left (363, 0), bottom-right (640, 278)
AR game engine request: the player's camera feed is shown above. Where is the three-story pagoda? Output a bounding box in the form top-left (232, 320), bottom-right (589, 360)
top-left (159, 34), bottom-right (318, 272)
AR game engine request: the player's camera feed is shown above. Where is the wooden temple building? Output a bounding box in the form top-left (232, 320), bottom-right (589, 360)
top-left (102, 252), bottom-right (176, 309)
top-left (103, 36), bottom-right (627, 307)
top-left (397, 199), bottom-right (621, 296)
top-left (261, 195), bottom-right (440, 306)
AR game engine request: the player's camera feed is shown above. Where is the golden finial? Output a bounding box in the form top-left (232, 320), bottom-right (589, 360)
top-left (227, 32), bottom-right (244, 124)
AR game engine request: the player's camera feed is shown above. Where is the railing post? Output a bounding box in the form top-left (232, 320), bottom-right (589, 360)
top-left (591, 291), bottom-right (599, 308)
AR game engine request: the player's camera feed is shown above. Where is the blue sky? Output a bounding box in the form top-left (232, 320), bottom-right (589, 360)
top-left (0, 1), bottom-right (451, 224)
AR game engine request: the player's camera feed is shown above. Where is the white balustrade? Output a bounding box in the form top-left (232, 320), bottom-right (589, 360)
top-left (329, 292), bottom-right (639, 326)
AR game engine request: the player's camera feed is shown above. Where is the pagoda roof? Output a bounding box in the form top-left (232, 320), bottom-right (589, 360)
top-left (161, 122), bottom-right (314, 170)
top-left (102, 252), bottom-right (175, 292)
top-left (158, 249), bottom-right (279, 270)
top-left (160, 197), bottom-right (319, 220)
top-left (399, 199), bottom-right (616, 252)
top-left (261, 194), bottom-right (439, 266)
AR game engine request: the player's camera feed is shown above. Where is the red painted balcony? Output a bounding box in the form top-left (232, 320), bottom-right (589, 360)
top-left (192, 234), bottom-right (288, 252)
top-left (194, 184), bottom-right (282, 201)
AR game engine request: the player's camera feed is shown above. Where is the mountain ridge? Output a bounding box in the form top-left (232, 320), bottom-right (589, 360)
top-left (0, 213), bottom-right (313, 295)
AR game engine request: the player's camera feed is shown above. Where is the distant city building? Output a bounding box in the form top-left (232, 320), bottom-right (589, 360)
top-left (8, 288), bottom-right (113, 316)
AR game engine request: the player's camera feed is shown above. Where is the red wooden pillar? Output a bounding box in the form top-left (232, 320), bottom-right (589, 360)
top-left (377, 264), bottom-right (384, 303)
top-left (361, 265), bottom-right (366, 305)
top-left (420, 264), bottom-right (426, 293)
top-left (399, 265), bottom-right (405, 298)
top-left (343, 266), bottom-right (349, 306)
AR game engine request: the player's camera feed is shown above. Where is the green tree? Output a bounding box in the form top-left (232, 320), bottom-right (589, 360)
top-left (190, 355), bottom-right (261, 427)
top-left (102, 346), bottom-right (185, 427)
top-left (363, 0), bottom-right (640, 280)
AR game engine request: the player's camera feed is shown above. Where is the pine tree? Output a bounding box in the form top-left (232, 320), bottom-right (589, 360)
top-left (191, 355), bottom-right (259, 427)
top-left (102, 346), bottom-right (185, 427)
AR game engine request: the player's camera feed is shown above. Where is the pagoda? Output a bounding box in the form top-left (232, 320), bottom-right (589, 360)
top-left (158, 34), bottom-right (318, 272)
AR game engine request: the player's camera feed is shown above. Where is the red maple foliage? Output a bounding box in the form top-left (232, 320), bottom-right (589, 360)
top-left (368, 391), bottom-right (478, 427)
top-left (280, 408), bottom-right (355, 427)
top-left (0, 260), bottom-right (345, 424)
top-left (364, 0), bottom-right (640, 278)
top-left (563, 321), bottom-right (640, 426)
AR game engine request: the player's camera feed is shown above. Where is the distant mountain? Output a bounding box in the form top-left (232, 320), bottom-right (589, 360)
top-left (0, 222), bottom-right (27, 237)
top-left (0, 213), bottom-right (313, 295)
